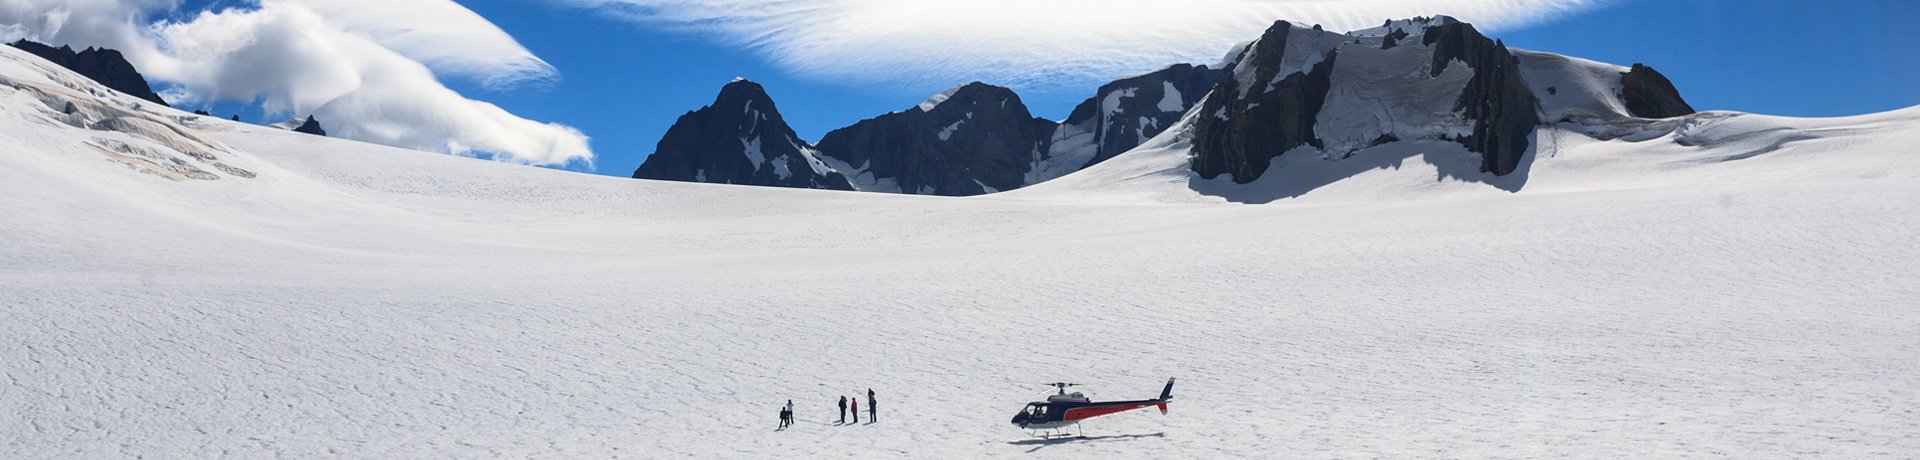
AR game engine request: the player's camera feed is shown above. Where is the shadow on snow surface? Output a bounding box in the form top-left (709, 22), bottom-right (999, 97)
top-left (1007, 432), bottom-right (1166, 453)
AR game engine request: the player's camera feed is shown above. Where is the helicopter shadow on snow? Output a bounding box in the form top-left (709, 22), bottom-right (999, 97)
top-left (1006, 432), bottom-right (1166, 453)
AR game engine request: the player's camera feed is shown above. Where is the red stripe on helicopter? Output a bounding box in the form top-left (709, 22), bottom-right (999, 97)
top-left (1061, 403), bottom-right (1155, 421)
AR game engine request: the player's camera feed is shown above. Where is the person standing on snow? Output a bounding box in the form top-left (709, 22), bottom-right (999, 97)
top-left (850, 397), bottom-right (859, 424)
top-left (837, 395), bottom-right (848, 424)
top-left (867, 389), bottom-right (877, 423)
top-left (781, 400), bottom-right (795, 428)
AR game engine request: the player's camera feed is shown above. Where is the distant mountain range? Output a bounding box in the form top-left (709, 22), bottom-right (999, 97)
top-left (634, 64), bottom-right (1224, 196)
top-left (632, 15), bottom-right (1693, 195)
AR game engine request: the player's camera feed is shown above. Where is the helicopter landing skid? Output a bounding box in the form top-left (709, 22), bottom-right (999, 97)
top-left (1026, 426), bottom-right (1084, 439)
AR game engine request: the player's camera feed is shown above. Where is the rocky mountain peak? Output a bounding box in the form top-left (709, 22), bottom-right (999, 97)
top-left (7, 39), bottom-right (170, 107)
top-left (813, 81), bottom-right (1056, 195)
top-left (631, 80), bottom-right (853, 190)
top-left (1189, 17), bottom-right (1549, 182)
top-left (714, 78), bottom-right (775, 106)
top-left (911, 82), bottom-right (1034, 119)
top-left (1190, 20), bottom-right (1340, 182)
top-left (293, 115), bottom-right (326, 136)
top-left (931, 82), bottom-right (1015, 106)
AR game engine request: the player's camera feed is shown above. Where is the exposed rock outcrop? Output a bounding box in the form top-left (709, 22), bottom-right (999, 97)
top-left (8, 40), bottom-right (170, 107)
top-left (1190, 21), bottom-right (1339, 182)
top-left (293, 116), bottom-right (327, 136)
top-left (1423, 22), bottom-right (1541, 175)
top-left (1380, 29), bottom-right (1409, 50)
top-left (1620, 63), bottom-right (1695, 119)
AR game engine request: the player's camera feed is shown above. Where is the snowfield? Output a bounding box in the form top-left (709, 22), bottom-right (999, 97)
top-left (3, 46), bottom-right (1919, 458)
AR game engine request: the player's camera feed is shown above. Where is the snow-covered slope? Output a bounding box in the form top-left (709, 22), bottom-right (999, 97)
top-left (5, 40), bottom-right (1920, 460)
top-left (1013, 103), bottom-right (1920, 204)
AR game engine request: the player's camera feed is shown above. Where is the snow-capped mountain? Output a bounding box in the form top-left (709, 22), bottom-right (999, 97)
top-left (630, 79), bottom-right (853, 190)
top-left (1189, 16), bottom-right (1688, 182)
top-left (634, 16), bottom-right (1698, 198)
top-left (1013, 18), bottom-right (1831, 205)
top-left (633, 67), bottom-right (1223, 195)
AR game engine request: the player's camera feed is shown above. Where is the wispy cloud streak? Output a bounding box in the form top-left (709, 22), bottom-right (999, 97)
top-left (566, 0), bottom-right (1607, 89)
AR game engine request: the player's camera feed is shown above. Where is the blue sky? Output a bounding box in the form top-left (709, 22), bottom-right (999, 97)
top-left (174, 0), bottom-right (1920, 176)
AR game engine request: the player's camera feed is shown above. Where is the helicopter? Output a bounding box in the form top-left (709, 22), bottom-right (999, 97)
top-left (1009, 378), bottom-right (1174, 438)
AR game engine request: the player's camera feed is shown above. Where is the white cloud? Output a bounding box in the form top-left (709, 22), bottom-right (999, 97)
top-left (0, 0), bottom-right (592, 167)
top-left (0, 0), bottom-right (174, 68)
top-left (281, 0), bottom-right (558, 90)
top-left (565, 0), bottom-right (1608, 90)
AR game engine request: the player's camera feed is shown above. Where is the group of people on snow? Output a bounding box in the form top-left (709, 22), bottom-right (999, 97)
top-left (781, 389), bottom-right (877, 429)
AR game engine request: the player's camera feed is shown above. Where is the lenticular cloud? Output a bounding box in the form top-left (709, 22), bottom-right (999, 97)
top-left (0, 0), bottom-right (592, 167)
top-left (567, 0), bottom-right (1607, 89)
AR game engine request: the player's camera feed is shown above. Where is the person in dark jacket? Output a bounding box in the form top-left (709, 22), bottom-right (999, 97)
top-left (850, 397), bottom-right (859, 424)
top-left (867, 389), bottom-right (877, 422)
top-left (779, 400), bottom-right (794, 429)
top-left (837, 396), bottom-right (848, 424)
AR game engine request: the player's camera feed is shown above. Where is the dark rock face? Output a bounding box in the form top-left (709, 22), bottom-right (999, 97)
top-left (814, 82), bottom-right (1054, 195)
top-left (293, 116), bottom-right (326, 136)
top-left (1619, 63), bottom-right (1695, 118)
top-left (1058, 63), bottom-right (1226, 168)
top-left (1190, 21), bottom-right (1338, 183)
top-left (1188, 19), bottom-right (1545, 182)
top-left (1423, 23), bottom-right (1541, 175)
top-left (633, 80), bottom-right (853, 190)
top-left (8, 40), bottom-right (170, 107)
top-left (1380, 29), bottom-right (1408, 50)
